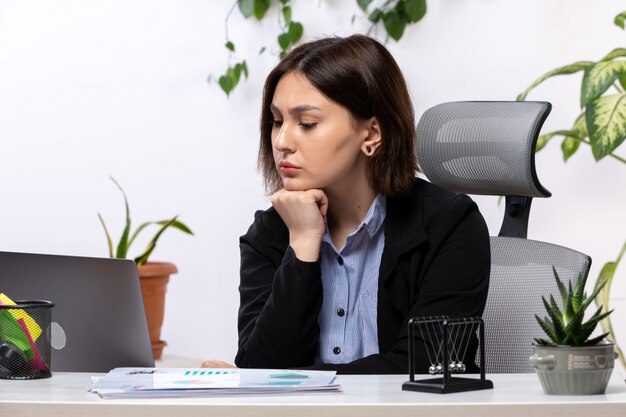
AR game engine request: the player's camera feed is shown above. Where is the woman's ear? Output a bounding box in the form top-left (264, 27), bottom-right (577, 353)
top-left (361, 117), bottom-right (382, 157)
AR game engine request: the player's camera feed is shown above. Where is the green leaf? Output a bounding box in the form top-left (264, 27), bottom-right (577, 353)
top-left (277, 32), bottom-right (291, 50)
top-left (368, 8), bottom-right (383, 23)
top-left (134, 217), bottom-right (178, 266)
top-left (383, 10), bottom-right (406, 41)
top-left (561, 136), bottom-right (580, 161)
top-left (219, 74), bottom-right (234, 96)
top-left (615, 12), bottom-right (626, 29)
top-left (572, 112), bottom-right (588, 138)
top-left (517, 61), bottom-right (594, 101)
top-left (583, 333), bottom-right (610, 346)
top-left (97, 213), bottom-right (114, 258)
top-left (259, 46), bottom-right (266, 55)
top-left (253, 0), bottom-right (271, 20)
top-left (109, 177), bottom-right (131, 259)
top-left (581, 60), bottom-right (626, 107)
top-left (595, 243), bottom-right (626, 340)
top-left (227, 66), bottom-right (241, 88)
top-left (225, 41), bottom-right (235, 52)
top-left (357, 0), bottom-right (373, 11)
top-left (536, 130), bottom-right (580, 152)
top-left (128, 219), bottom-right (193, 251)
top-left (600, 48), bottom-right (626, 62)
top-left (552, 266), bottom-right (568, 303)
top-left (282, 6), bottom-right (292, 24)
top-left (403, 0), bottom-right (427, 23)
top-left (536, 315), bottom-right (558, 344)
top-left (586, 93), bottom-right (626, 160)
top-left (288, 21), bottom-right (303, 44)
top-left (128, 221), bottom-right (152, 250)
top-left (241, 60), bottom-right (249, 78)
top-left (237, 0), bottom-right (254, 18)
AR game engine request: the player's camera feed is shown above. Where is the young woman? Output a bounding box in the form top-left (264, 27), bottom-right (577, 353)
top-left (205, 34), bottom-right (490, 374)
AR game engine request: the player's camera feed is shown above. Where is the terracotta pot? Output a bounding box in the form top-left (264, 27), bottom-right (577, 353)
top-left (137, 262), bottom-right (178, 360)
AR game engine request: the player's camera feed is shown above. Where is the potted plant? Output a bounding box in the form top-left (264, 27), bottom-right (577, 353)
top-left (517, 9), bottom-right (626, 367)
top-left (98, 177), bottom-right (193, 359)
top-left (529, 267), bottom-right (615, 395)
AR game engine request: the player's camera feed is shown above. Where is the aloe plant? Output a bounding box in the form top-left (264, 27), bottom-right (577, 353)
top-left (535, 267), bottom-right (613, 346)
top-left (97, 177), bottom-right (194, 266)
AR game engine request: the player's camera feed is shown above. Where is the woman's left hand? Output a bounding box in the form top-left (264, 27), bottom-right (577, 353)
top-left (199, 359), bottom-right (237, 368)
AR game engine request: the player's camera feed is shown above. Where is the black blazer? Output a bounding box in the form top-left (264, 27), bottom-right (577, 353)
top-left (235, 179), bottom-right (490, 374)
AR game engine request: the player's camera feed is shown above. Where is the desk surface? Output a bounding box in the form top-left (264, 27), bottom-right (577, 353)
top-left (1, 372), bottom-right (625, 417)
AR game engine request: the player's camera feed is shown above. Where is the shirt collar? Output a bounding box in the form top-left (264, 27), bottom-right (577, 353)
top-left (322, 194), bottom-right (386, 248)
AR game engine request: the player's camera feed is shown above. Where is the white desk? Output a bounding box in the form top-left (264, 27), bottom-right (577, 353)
top-left (1, 373), bottom-right (625, 417)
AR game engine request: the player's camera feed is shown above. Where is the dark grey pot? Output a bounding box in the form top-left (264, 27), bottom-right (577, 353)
top-left (529, 341), bottom-right (615, 395)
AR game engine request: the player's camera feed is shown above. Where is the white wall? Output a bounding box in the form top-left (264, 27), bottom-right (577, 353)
top-left (0, 0), bottom-right (624, 362)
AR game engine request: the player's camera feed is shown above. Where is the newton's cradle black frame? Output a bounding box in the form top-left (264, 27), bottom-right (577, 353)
top-left (402, 316), bottom-right (493, 394)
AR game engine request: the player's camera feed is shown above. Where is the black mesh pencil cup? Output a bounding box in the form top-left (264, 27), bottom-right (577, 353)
top-left (0, 300), bottom-right (54, 379)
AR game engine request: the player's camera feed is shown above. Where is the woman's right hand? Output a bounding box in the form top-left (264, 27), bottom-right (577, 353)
top-left (271, 188), bottom-right (328, 262)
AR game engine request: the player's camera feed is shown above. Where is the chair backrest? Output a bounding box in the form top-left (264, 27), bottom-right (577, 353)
top-left (416, 100), bottom-right (592, 373)
top-left (417, 101), bottom-right (551, 198)
top-left (486, 237), bottom-right (591, 373)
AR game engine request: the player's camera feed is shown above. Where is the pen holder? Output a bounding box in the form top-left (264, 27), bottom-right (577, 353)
top-left (0, 300), bottom-right (54, 379)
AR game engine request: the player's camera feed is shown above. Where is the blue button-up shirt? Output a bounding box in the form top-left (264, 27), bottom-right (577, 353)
top-left (315, 194), bottom-right (386, 364)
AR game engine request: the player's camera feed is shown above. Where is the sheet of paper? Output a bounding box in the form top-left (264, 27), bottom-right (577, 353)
top-left (89, 367), bottom-right (341, 399)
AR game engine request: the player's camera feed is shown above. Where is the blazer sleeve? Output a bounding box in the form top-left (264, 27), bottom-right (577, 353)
top-left (305, 195), bottom-right (491, 374)
top-left (235, 211), bottom-right (324, 368)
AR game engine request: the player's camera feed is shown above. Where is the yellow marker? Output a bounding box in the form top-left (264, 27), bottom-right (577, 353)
top-left (0, 293), bottom-right (42, 341)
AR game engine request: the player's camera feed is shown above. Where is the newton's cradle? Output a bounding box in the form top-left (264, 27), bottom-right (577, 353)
top-left (402, 316), bottom-right (493, 394)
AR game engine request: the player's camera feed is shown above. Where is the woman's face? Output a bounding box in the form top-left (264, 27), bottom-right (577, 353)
top-left (270, 72), bottom-right (371, 192)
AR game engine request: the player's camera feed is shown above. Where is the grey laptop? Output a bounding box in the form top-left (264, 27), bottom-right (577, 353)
top-left (0, 251), bottom-right (154, 372)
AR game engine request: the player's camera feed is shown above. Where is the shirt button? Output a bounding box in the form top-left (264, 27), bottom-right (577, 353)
top-left (337, 308), bottom-right (345, 317)
top-left (333, 347), bottom-right (341, 355)
top-left (337, 256), bottom-right (344, 266)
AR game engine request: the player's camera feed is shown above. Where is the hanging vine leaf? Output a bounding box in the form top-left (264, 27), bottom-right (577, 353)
top-left (288, 21), bottom-right (303, 43)
top-left (238, 0), bottom-right (254, 18)
top-left (581, 60), bottom-right (626, 107)
top-left (253, 0), bottom-right (271, 20)
top-left (357, 0), bottom-right (373, 11)
top-left (383, 10), bottom-right (405, 41)
top-left (278, 32), bottom-right (291, 50)
top-left (404, 0), bottom-right (427, 23)
top-left (369, 8), bottom-right (383, 23)
top-left (586, 93), bottom-right (626, 160)
top-left (225, 41), bottom-right (235, 52)
top-left (282, 6), bottom-right (292, 24)
top-left (219, 74), bottom-right (235, 96)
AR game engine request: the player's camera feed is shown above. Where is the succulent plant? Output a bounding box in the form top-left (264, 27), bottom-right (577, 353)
top-left (534, 266), bottom-right (613, 346)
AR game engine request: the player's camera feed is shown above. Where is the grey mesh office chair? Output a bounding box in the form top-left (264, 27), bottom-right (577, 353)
top-left (416, 101), bottom-right (591, 373)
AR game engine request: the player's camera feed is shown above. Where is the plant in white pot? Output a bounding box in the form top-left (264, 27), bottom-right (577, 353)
top-left (98, 177), bottom-right (193, 360)
top-left (530, 267), bottom-right (615, 395)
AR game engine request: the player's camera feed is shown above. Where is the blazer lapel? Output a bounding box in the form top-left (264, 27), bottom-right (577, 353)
top-left (379, 188), bottom-right (428, 314)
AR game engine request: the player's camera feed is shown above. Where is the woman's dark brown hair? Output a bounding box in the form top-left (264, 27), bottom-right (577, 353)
top-left (258, 34), bottom-right (417, 195)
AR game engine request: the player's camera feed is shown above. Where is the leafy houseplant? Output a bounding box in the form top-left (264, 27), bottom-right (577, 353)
top-left (517, 10), bottom-right (626, 369)
top-left (529, 267), bottom-right (615, 395)
top-left (98, 177), bottom-right (194, 359)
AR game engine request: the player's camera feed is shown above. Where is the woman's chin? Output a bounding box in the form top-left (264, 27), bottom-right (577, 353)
top-left (282, 180), bottom-right (319, 192)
